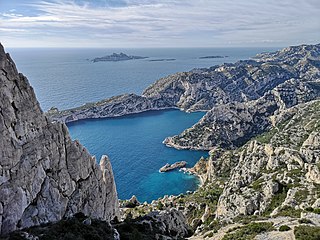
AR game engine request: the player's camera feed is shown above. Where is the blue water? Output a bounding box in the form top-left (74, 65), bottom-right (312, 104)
top-left (7, 47), bottom-right (280, 202)
top-left (8, 47), bottom-right (279, 111)
top-left (67, 109), bottom-right (207, 202)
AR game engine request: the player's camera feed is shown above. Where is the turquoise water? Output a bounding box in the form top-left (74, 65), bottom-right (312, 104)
top-left (68, 109), bottom-right (207, 202)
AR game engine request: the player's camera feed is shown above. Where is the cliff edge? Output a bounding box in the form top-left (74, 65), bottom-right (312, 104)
top-left (0, 43), bottom-right (119, 236)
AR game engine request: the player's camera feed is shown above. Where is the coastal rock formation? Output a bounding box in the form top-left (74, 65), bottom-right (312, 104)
top-left (0, 43), bottom-right (119, 235)
top-left (48, 93), bottom-right (177, 123)
top-left (159, 161), bottom-right (187, 172)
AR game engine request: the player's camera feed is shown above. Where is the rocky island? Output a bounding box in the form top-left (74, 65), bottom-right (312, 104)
top-left (92, 52), bottom-right (148, 62)
top-left (199, 55), bottom-right (228, 59)
top-left (159, 161), bottom-right (187, 172)
top-left (148, 58), bottom-right (176, 62)
top-left (2, 43), bottom-right (320, 239)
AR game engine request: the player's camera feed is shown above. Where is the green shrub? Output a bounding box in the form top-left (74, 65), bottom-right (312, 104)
top-left (298, 218), bottom-right (312, 224)
top-left (313, 208), bottom-right (320, 214)
top-left (222, 222), bottom-right (274, 240)
top-left (305, 207), bottom-right (314, 212)
top-left (157, 202), bottom-right (164, 210)
top-left (295, 226), bottom-right (320, 240)
top-left (276, 206), bottom-right (302, 218)
top-left (279, 225), bottom-right (291, 231)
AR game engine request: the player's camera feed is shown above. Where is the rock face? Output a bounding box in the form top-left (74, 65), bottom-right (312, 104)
top-left (0, 43), bottom-right (119, 235)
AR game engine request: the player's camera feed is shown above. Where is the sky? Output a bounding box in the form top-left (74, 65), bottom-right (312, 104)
top-left (0, 0), bottom-right (319, 48)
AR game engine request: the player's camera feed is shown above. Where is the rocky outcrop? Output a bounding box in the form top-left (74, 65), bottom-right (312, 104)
top-left (159, 161), bottom-right (187, 172)
top-left (0, 43), bottom-right (119, 235)
top-left (48, 93), bottom-right (178, 123)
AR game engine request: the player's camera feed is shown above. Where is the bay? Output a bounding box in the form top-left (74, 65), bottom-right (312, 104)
top-left (67, 109), bottom-right (207, 202)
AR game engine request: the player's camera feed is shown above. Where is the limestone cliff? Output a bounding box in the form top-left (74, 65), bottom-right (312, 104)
top-left (0, 43), bottom-right (119, 235)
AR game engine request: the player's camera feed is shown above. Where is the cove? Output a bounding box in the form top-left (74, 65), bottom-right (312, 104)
top-left (67, 109), bottom-right (208, 202)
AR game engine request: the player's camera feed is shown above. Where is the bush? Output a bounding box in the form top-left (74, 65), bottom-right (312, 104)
top-left (157, 202), bottom-right (164, 210)
top-left (305, 207), bottom-right (314, 212)
top-left (298, 218), bottom-right (312, 224)
top-left (279, 225), bottom-right (291, 231)
top-left (313, 208), bottom-right (320, 214)
top-left (276, 206), bottom-right (302, 218)
top-left (295, 226), bottom-right (320, 240)
top-left (222, 222), bottom-right (274, 240)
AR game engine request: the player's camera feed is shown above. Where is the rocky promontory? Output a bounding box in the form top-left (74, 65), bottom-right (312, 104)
top-left (159, 161), bottom-right (187, 172)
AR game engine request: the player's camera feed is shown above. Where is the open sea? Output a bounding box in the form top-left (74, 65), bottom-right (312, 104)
top-left (9, 47), bottom-right (279, 202)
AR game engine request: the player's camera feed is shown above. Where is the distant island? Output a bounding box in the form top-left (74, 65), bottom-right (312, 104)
top-left (92, 52), bottom-right (148, 62)
top-left (199, 55), bottom-right (228, 59)
top-left (148, 58), bottom-right (176, 62)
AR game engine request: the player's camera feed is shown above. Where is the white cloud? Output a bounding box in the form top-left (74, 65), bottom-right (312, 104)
top-left (0, 0), bottom-right (319, 47)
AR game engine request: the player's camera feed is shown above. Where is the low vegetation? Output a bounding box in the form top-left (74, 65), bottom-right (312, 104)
top-left (279, 225), bottom-right (291, 231)
top-left (294, 226), bottom-right (320, 240)
top-left (222, 222), bottom-right (274, 240)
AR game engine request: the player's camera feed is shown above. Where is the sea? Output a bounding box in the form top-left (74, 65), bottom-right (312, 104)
top-left (9, 47), bottom-right (279, 202)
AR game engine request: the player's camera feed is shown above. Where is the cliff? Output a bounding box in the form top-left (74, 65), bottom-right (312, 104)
top-left (0, 43), bottom-right (119, 235)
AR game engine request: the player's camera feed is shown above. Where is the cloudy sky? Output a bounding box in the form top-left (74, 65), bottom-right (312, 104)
top-left (0, 0), bottom-right (319, 48)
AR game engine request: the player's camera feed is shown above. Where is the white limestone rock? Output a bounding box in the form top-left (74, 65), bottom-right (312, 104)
top-left (0, 43), bottom-right (119, 235)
